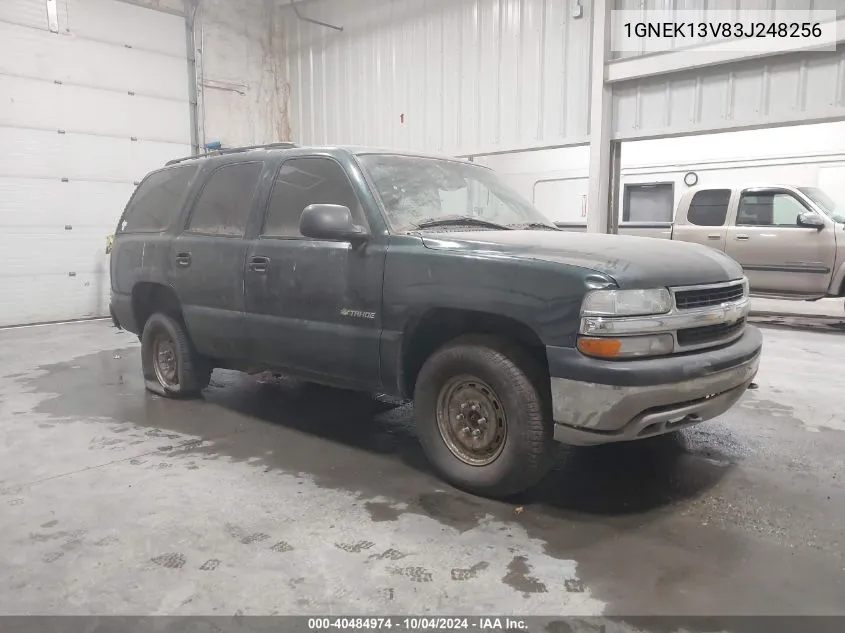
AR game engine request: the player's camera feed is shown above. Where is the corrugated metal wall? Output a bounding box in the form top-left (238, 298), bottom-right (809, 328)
top-left (611, 44), bottom-right (845, 140)
top-left (284, 0), bottom-right (593, 155)
top-left (606, 0), bottom-right (845, 139)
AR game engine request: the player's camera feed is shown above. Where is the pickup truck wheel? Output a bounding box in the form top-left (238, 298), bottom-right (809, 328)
top-left (414, 335), bottom-right (552, 498)
top-left (141, 313), bottom-right (211, 398)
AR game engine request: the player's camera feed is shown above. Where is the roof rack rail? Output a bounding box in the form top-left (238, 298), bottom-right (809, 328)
top-left (165, 142), bottom-right (298, 166)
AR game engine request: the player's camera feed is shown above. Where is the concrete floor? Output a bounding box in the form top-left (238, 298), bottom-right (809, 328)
top-left (0, 321), bottom-right (843, 621)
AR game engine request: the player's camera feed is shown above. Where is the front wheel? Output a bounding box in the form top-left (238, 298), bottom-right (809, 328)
top-left (140, 313), bottom-right (211, 398)
top-left (413, 335), bottom-right (553, 498)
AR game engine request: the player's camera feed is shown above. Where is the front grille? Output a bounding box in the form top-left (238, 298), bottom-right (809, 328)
top-left (673, 282), bottom-right (744, 310)
top-left (677, 318), bottom-right (745, 347)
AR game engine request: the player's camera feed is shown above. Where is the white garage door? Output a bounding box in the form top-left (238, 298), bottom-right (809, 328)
top-left (0, 0), bottom-right (191, 327)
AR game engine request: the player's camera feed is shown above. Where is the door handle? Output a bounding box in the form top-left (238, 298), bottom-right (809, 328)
top-left (248, 255), bottom-right (270, 273)
top-left (707, 234), bottom-right (721, 240)
top-left (175, 252), bottom-right (191, 267)
top-left (734, 234), bottom-right (750, 241)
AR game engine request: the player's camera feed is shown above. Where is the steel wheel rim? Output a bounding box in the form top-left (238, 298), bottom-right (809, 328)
top-left (436, 375), bottom-right (507, 466)
top-left (152, 331), bottom-right (179, 389)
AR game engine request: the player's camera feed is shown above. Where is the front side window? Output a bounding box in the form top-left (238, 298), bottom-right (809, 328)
top-left (357, 154), bottom-right (556, 232)
top-left (119, 165), bottom-right (198, 233)
top-left (737, 192), bottom-right (809, 227)
top-left (186, 162), bottom-right (263, 236)
top-left (262, 157), bottom-right (363, 238)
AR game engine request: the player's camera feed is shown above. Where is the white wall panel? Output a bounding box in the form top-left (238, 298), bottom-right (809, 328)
top-left (0, 178), bottom-right (135, 229)
top-left (534, 177), bottom-right (589, 223)
top-left (612, 45), bottom-right (845, 140)
top-left (0, 273), bottom-right (110, 324)
top-left (66, 0), bottom-right (187, 57)
top-left (0, 127), bottom-right (189, 183)
top-left (474, 122), bottom-right (845, 225)
top-left (0, 0), bottom-right (51, 30)
top-left (0, 0), bottom-right (191, 326)
top-left (284, 0), bottom-right (593, 155)
top-left (1, 231), bottom-right (112, 277)
top-left (0, 75), bottom-right (190, 144)
top-left (115, 0), bottom-right (184, 14)
top-left (0, 23), bottom-right (190, 102)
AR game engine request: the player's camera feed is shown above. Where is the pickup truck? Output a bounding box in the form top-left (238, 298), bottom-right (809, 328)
top-left (109, 144), bottom-right (762, 498)
top-left (559, 185), bottom-right (845, 302)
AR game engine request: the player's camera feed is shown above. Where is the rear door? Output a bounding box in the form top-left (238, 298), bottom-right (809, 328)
top-left (243, 156), bottom-right (384, 389)
top-left (672, 188), bottom-right (733, 251)
top-left (169, 161), bottom-right (264, 360)
top-left (724, 188), bottom-right (835, 294)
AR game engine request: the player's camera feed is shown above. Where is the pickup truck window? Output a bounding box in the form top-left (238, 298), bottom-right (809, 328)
top-left (358, 154), bottom-right (554, 232)
top-left (687, 189), bottom-right (730, 226)
top-left (737, 192), bottom-right (808, 227)
top-left (799, 187), bottom-right (845, 223)
top-left (186, 162), bottom-right (262, 237)
top-left (119, 165), bottom-right (198, 233)
top-left (262, 157), bottom-right (363, 238)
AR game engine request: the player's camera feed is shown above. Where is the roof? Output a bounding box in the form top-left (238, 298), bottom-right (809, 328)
top-left (164, 142), bottom-right (299, 166)
top-left (163, 142), bottom-right (478, 168)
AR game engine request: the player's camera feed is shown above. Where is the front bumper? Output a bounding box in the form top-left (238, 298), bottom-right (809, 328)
top-left (548, 326), bottom-right (762, 445)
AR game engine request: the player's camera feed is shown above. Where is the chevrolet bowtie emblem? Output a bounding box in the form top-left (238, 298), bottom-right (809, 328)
top-left (723, 303), bottom-right (740, 324)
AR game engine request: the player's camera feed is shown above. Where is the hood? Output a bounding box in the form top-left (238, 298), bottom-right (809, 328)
top-left (420, 230), bottom-right (744, 288)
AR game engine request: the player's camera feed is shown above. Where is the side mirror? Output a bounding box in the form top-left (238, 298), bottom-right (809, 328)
top-left (300, 204), bottom-right (369, 243)
top-left (797, 211), bottom-right (825, 230)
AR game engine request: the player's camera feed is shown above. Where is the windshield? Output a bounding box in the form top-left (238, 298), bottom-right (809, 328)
top-left (357, 154), bottom-right (556, 232)
top-left (798, 187), bottom-right (845, 223)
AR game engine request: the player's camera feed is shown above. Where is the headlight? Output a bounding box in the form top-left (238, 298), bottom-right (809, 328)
top-left (741, 276), bottom-right (750, 297)
top-left (581, 288), bottom-right (672, 317)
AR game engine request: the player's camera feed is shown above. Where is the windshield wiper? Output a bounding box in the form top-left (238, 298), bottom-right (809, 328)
top-left (508, 222), bottom-right (560, 231)
top-left (412, 216), bottom-right (512, 230)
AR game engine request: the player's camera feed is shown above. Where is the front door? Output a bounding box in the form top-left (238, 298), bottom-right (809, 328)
top-left (724, 188), bottom-right (835, 295)
top-left (170, 161), bottom-right (264, 360)
top-left (243, 156), bottom-right (384, 390)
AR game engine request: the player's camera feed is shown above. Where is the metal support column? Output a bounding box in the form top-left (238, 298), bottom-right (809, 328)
top-left (586, 0), bottom-right (617, 234)
top-left (607, 139), bottom-right (621, 234)
top-left (184, 0), bottom-right (201, 156)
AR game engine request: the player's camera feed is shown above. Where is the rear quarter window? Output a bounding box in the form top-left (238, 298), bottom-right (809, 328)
top-left (687, 189), bottom-right (731, 227)
top-left (119, 165), bottom-right (198, 233)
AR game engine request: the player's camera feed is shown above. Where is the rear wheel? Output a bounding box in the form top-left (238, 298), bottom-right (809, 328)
top-left (413, 335), bottom-right (553, 498)
top-left (140, 313), bottom-right (211, 398)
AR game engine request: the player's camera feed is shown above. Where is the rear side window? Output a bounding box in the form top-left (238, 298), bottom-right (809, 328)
top-left (186, 162), bottom-right (264, 236)
top-left (687, 189), bottom-right (731, 226)
top-left (262, 157), bottom-right (363, 238)
top-left (119, 165), bottom-right (197, 233)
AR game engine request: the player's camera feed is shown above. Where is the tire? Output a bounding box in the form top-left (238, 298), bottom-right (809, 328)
top-left (140, 312), bottom-right (211, 398)
top-left (413, 335), bottom-right (553, 498)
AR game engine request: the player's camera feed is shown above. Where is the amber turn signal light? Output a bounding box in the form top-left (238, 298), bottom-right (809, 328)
top-left (577, 337), bottom-right (622, 358)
